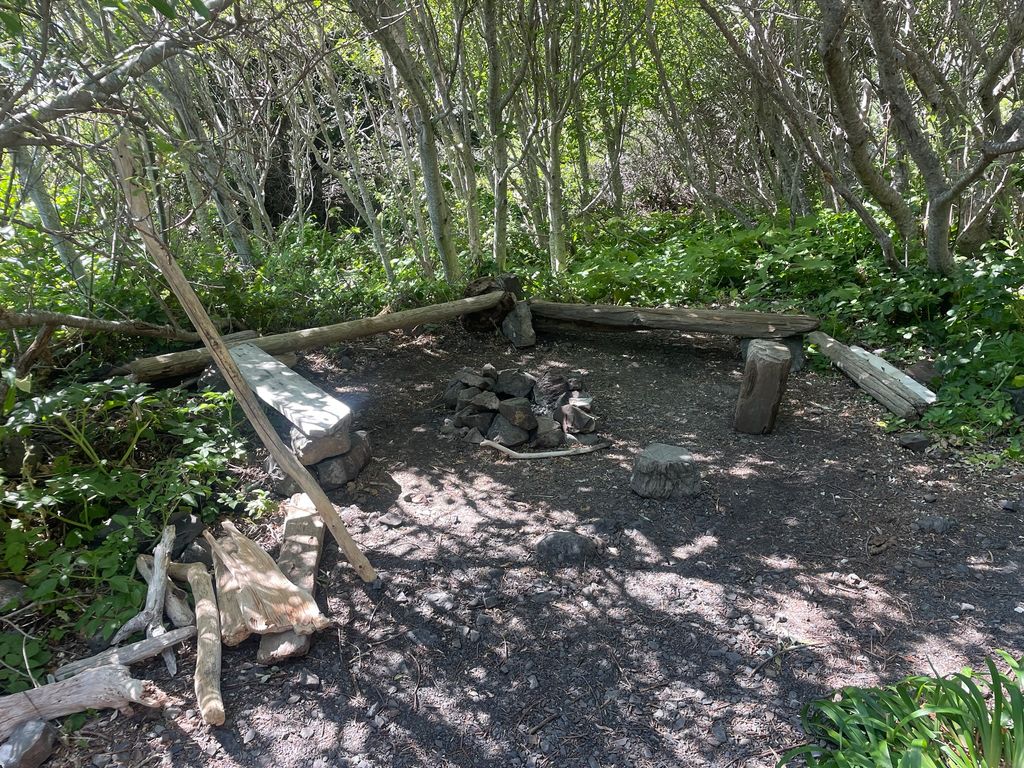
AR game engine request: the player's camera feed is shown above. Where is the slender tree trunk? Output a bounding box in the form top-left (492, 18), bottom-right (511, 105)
top-left (546, 119), bottom-right (568, 273)
top-left (13, 146), bottom-right (89, 289)
top-left (417, 113), bottom-right (460, 282)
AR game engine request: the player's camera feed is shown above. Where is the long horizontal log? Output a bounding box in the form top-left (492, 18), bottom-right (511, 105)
top-left (528, 300), bottom-right (819, 338)
top-left (1, 307), bottom-right (200, 342)
top-left (809, 331), bottom-right (921, 419)
top-left (123, 292), bottom-right (509, 382)
top-left (0, 665), bottom-right (166, 741)
top-left (53, 626), bottom-right (196, 681)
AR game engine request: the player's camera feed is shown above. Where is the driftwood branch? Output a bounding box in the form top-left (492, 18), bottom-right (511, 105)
top-left (136, 554), bottom-right (194, 628)
top-left (0, 665), bottom-right (166, 741)
top-left (809, 331), bottom-right (934, 418)
top-left (53, 626), bottom-right (195, 681)
top-left (0, 307), bottom-right (200, 341)
top-left (479, 439), bottom-right (611, 460)
top-left (205, 522), bottom-right (330, 643)
top-left (112, 136), bottom-right (377, 584)
top-left (110, 526), bottom-right (174, 647)
top-left (166, 562), bottom-right (224, 725)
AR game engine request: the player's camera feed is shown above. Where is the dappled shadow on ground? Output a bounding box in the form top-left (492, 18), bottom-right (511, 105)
top-left (74, 326), bottom-right (1023, 768)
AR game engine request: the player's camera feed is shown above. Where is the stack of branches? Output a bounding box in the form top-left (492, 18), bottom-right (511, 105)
top-left (0, 513), bottom-right (332, 742)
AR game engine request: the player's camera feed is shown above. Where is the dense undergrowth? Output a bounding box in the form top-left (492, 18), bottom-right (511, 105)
top-left (1, 210), bottom-right (1022, 694)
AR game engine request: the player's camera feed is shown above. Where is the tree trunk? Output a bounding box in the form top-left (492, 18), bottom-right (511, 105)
top-left (417, 113), bottom-right (460, 282)
top-left (546, 120), bottom-right (568, 273)
top-left (13, 146), bottom-right (88, 289)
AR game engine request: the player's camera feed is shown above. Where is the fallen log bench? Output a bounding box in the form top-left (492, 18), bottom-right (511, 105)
top-left (809, 331), bottom-right (936, 418)
top-left (528, 300), bottom-right (820, 339)
top-left (229, 342), bottom-right (353, 466)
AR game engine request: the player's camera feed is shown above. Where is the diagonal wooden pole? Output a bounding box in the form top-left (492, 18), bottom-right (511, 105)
top-left (111, 134), bottom-right (376, 582)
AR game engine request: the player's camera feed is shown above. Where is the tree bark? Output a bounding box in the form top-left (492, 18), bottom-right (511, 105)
top-left (0, 307), bottom-right (199, 341)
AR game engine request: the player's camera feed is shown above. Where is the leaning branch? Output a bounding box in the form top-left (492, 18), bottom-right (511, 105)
top-left (1, 308), bottom-right (200, 341)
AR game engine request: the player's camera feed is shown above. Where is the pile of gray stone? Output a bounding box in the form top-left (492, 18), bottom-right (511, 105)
top-left (266, 430), bottom-right (372, 496)
top-left (440, 365), bottom-right (597, 449)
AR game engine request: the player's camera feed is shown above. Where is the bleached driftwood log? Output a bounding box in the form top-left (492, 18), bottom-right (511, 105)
top-left (136, 554), bottom-right (194, 628)
top-left (809, 331), bottom-right (934, 418)
top-left (53, 626), bottom-right (195, 681)
top-left (479, 439), bottom-right (611, 460)
top-left (205, 521), bottom-right (330, 645)
top-left (258, 494), bottom-right (326, 664)
top-left (167, 562), bottom-right (224, 726)
top-left (206, 532), bottom-right (249, 647)
top-left (0, 665), bottom-right (165, 741)
top-left (110, 526), bottom-right (175, 646)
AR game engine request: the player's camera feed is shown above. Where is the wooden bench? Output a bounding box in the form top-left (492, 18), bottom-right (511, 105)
top-left (528, 300), bottom-right (819, 339)
top-left (229, 343), bottom-right (352, 465)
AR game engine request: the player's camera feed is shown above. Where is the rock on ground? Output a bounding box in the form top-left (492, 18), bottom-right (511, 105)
top-left (317, 430), bottom-right (372, 490)
top-left (898, 431), bottom-right (931, 453)
top-left (501, 300), bottom-right (537, 348)
top-left (495, 369), bottom-right (536, 398)
top-left (498, 397), bottom-right (538, 431)
top-left (629, 443), bottom-right (701, 499)
top-left (0, 720), bottom-right (57, 768)
top-left (486, 415), bottom-right (530, 447)
top-left (290, 426), bottom-right (352, 466)
top-left (535, 531), bottom-right (597, 564)
top-left (531, 416), bottom-right (564, 449)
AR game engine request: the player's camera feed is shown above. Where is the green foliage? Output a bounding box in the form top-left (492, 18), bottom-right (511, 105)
top-left (780, 651), bottom-right (1024, 768)
top-left (523, 210), bottom-right (1023, 452)
top-left (0, 380), bottom-right (248, 693)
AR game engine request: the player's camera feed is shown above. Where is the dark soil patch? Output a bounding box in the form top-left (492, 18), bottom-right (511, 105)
top-left (53, 324), bottom-right (1023, 768)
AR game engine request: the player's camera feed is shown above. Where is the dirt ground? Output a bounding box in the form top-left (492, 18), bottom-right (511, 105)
top-left (56, 323), bottom-right (1022, 768)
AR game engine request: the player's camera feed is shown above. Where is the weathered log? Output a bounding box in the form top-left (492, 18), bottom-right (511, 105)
top-left (136, 554), bottom-right (194, 628)
top-left (123, 292), bottom-right (508, 383)
top-left (166, 562), bottom-right (224, 726)
top-left (206, 532), bottom-right (248, 647)
top-left (847, 346), bottom-right (937, 408)
top-left (113, 136), bottom-right (377, 584)
top-left (529, 300), bottom-right (820, 338)
top-left (734, 340), bottom-right (791, 434)
top-left (0, 307), bottom-right (200, 341)
top-left (110, 526), bottom-right (174, 646)
top-left (205, 521), bottom-right (329, 643)
top-left (53, 626), bottom-right (195, 681)
top-left (809, 331), bottom-right (924, 419)
top-left (0, 665), bottom-right (165, 741)
top-left (629, 443), bottom-right (702, 499)
top-left (229, 343), bottom-right (351, 439)
top-left (257, 494), bottom-right (326, 664)
top-left (479, 439), bottom-right (610, 460)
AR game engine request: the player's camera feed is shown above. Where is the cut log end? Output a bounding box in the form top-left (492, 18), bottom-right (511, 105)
top-left (734, 340), bottom-right (792, 435)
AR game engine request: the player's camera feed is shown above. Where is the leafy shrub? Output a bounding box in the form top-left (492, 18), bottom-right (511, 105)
top-left (780, 652), bottom-right (1024, 768)
top-left (0, 380), bottom-right (252, 693)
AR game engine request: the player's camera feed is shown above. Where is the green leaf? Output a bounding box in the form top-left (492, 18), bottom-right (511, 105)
top-left (187, 0), bottom-right (212, 18)
top-left (147, 0), bottom-right (177, 18)
top-left (0, 10), bottom-right (23, 35)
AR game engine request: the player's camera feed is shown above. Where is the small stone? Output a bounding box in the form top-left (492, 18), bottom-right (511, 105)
top-left (0, 720), bottom-right (57, 768)
top-left (316, 431), bottom-right (372, 490)
top-left (464, 428), bottom-right (485, 445)
top-left (530, 416), bottom-right (564, 449)
top-left (559, 404), bottom-right (596, 434)
top-left (456, 386), bottom-right (483, 411)
top-left (495, 369), bottom-right (537, 399)
top-left (535, 531), bottom-right (597, 564)
top-left (498, 397), bottom-right (538, 431)
top-left (91, 754), bottom-right (112, 768)
top-left (0, 579), bottom-right (28, 612)
top-left (481, 364), bottom-right (497, 377)
top-left (180, 538), bottom-right (214, 568)
top-left (297, 669), bottom-right (320, 688)
top-left (291, 426), bottom-right (352, 466)
top-left (528, 675), bottom-right (538, 690)
top-left (923, 492), bottom-right (938, 503)
top-left (486, 415), bottom-right (530, 447)
top-left (501, 301), bottom-right (537, 348)
top-left (242, 728), bottom-right (256, 745)
top-left (468, 629), bottom-right (481, 642)
top-left (898, 431), bottom-right (931, 453)
top-left (378, 512), bottom-right (404, 528)
top-left (424, 590), bottom-right (455, 611)
top-left (287, 694), bottom-right (300, 705)
top-left (959, 603), bottom-right (976, 612)
top-left (455, 369), bottom-right (493, 390)
top-left (568, 392), bottom-right (593, 411)
top-left (440, 419), bottom-right (455, 435)
top-left (999, 499), bottom-right (1020, 512)
top-left (264, 455), bottom-right (302, 497)
top-left (629, 443), bottom-right (701, 499)
top-left (454, 407), bottom-right (495, 433)
top-left (442, 379), bottom-right (469, 410)
top-left (469, 391), bottom-right (501, 411)
top-left (299, 727), bottom-right (315, 739)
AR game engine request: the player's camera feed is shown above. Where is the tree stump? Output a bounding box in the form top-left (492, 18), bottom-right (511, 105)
top-left (629, 443), bottom-right (701, 499)
top-left (734, 340), bottom-right (791, 434)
